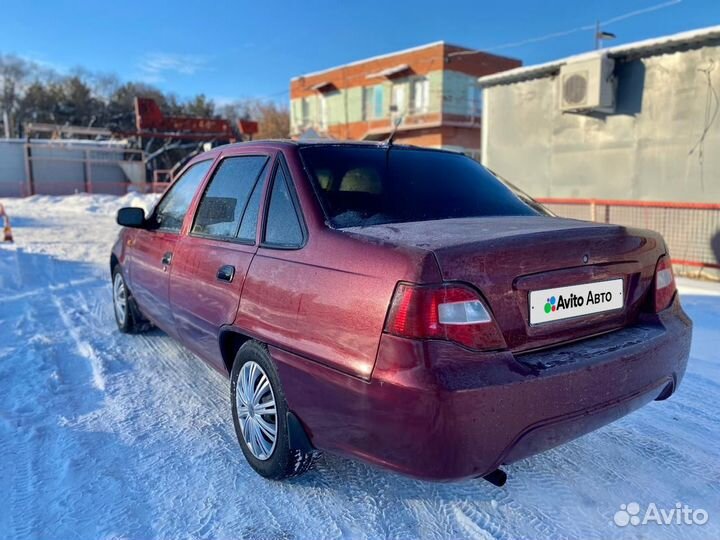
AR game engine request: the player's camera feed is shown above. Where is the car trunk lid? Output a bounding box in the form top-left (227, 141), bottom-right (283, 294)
top-left (343, 216), bottom-right (663, 351)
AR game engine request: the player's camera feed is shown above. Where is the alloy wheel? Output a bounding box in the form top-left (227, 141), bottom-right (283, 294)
top-left (235, 361), bottom-right (278, 460)
top-left (113, 272), bottom-right (127, 325)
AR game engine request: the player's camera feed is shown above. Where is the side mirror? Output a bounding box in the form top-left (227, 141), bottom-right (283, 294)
top-left (116, 207), bottom-right (146, 228)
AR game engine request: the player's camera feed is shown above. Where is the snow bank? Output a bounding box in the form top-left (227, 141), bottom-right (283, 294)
top-left (0, 192), bottom-right (160, 218)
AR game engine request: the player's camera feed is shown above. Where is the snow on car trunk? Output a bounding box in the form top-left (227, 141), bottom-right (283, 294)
top-left (0, 194), bottom-right (719, 539)
top-left (345, 215), bottom-right (662, 351)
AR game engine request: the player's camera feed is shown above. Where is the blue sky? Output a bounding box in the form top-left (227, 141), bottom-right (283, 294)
top-left (3, 0), bottom-right (718, 105)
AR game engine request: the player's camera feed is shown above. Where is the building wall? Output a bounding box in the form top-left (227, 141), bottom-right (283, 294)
top-left (290, 70), bottom-right (445, 133)
top-left (290, 43), bottom-right (519, 154)
top-left (442, 70), bottom-right (483, 118)
top-left (482, 43), bottom-right (720, 203)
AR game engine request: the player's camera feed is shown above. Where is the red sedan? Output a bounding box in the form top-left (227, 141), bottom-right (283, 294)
top-left (111, 141), bottom-right (691, 484)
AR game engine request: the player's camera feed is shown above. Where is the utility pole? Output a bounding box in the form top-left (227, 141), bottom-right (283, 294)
top-left (595, 20), bottom-right (617, 50)
top-left (595, 20), bottom-right (600, 50)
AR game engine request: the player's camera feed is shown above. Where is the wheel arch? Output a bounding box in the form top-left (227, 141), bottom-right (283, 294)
top-left (219, 327), bottom-right (253, 374)
top-left (226, 334), bottom-right (316, 455)
top-left (110, 253), bottom-right (120, 274)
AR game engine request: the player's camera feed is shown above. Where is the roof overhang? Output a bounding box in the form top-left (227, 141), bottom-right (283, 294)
top-left (478, 24), bottom-right (720, 88)
top-left (310, 81), bottom-right (337, 93)
top-left (366, 64), bottom-right (412, 79)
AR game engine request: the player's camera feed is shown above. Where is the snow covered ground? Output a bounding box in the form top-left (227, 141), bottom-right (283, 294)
top-left (1, 194), bottom-right (718, 540)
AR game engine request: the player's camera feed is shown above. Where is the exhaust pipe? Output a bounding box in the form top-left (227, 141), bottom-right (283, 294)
top-left (483, 468), bottom-right (507, 487)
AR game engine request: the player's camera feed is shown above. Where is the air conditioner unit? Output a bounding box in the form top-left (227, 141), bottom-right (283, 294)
top-left (559, 55), bottom-right (615, 113)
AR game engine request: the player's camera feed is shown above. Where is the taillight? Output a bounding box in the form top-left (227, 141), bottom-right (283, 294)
top-left (653, 255), bottom-right (676, 312)
top-left (384, 282), bottom-right (506, 350)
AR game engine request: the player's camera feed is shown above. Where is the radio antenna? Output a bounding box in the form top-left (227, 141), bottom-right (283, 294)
top-left (385, 115), bottom-right (403, 146)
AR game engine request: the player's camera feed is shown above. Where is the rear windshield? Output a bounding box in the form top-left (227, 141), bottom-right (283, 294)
top-left (299, 146), bottom-right (541, 228)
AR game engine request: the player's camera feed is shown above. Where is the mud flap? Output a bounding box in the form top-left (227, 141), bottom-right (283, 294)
top-left (287, 411), bottom-right (314, 452)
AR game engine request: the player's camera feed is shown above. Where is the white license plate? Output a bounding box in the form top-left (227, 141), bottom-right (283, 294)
top-left (529, 278), bottom-right (624, 325)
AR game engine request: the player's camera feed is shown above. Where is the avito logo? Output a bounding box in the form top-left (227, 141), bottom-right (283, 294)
top-left (545, 290), bottom-right (614, 315)
top-left (531, 279), bottom-right (623, 325)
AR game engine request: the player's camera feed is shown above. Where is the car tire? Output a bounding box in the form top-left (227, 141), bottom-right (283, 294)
top-left (230, 341), bottom-right (315, 480)
top-left (112, 266), bottom-right (150, 334)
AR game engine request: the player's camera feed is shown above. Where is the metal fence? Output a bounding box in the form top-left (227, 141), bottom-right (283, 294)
top-left (1, 179), bottom-right (170, 196)
top-left (537, 198), bottom-right (720, 278)
top-left (0, 139), bottom-right (150, 197)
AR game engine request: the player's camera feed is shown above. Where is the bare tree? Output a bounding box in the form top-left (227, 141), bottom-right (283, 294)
top-left (0, 54), bottom-right (32, 137)
top-left (219, 101), bottom-right (252, 125)
top-left (253, 100), bottom-right (290, 139)
top-left (218, 99), bottom-right (290, 139)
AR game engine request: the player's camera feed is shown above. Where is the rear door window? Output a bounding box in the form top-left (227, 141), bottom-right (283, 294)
top-left (263, 161), bottom-right (304, 247)
top-left (154, 160), bottom-right (213, 232)
top-left (192, 156), bottom-right (268, 240)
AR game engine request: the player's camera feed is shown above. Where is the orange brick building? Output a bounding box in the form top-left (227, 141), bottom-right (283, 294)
top-left (290, 42), bottom-right (520, 157)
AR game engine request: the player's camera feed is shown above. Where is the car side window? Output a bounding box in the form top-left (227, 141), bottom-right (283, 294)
top-left (263, 162), bottom-right (304, 247)
top-left (192, 156), bottom-right (268, 240)
top-left (154, 160), bottom-right (213, 232)
top-left (237, 171), bottom-right (265, 242)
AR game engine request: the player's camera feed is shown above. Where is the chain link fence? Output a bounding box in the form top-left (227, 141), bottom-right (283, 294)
top-left (537, 198), bottom-right (720, 279)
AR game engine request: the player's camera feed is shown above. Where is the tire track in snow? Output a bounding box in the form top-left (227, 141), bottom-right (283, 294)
top-left (2, 298), bottom-right (57, 539)
top-left (452, 506), bottom-right (497, 540)
top-left (51, 292), bottom-right (106, 391)
top-left (3, 354), bottom-right (42, 539)
top-left (0, 246), bottom-right (150, 536)
top-left (0, 276), bottom-right (97, 303)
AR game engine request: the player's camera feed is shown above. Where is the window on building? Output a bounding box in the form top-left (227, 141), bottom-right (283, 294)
top-left (363, 85), bottom-right (385, 120)
top-left (392, 84), bottom-right (406, 116)
top-left (373, 85), bottom-right (384, 118)
top-left (468, 83), bottom-right (482, 116)
top-left (412, 77), bottom-right (430, 114)
top-left (301, 98), bottom-right (310, 125)
top-left (192, 156), bottom-right (268, 239)
top-left (363, 87), bottom-right (372, 120)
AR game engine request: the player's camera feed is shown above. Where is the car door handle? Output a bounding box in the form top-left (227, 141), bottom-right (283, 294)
top-left (161, 251), bottom-right (173, 266)
top-left (216, 265), bottom-right (235, 283)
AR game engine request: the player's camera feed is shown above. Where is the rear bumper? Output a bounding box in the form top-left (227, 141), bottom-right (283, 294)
top-left (274, 297), bottom-right (692, 481)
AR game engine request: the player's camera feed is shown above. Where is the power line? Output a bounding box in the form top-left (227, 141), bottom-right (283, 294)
top-left (601, 0), bottom-right (682, 26)
top-left (450, 0), bottom-right (682, 54)
top-left (256, 89), bottom-right (290, 99)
